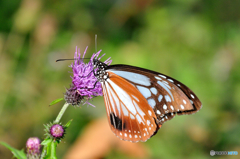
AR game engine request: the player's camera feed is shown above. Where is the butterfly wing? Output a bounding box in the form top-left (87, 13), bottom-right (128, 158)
top-left (106, 64), bottom-right (202, 127)
top-left (101, 71), bottom-right (159, 142)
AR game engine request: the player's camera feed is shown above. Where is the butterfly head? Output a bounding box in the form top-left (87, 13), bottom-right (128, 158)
top-left (92, 59), bottom-right (109, 82)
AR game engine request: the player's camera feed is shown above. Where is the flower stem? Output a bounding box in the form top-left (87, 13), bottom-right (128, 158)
top-left (54, 102), bottom-right (70, 123)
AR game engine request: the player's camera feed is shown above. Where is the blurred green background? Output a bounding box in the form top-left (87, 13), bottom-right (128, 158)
top-left (1, 0), bottom-right (240, 158)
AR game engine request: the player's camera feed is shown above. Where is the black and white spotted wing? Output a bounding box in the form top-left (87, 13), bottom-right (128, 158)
top-left (95, 62), bottom-right (202, 142)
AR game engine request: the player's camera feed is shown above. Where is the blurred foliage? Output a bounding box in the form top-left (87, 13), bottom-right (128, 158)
top-left (0, 0), bottom-right (240, 158)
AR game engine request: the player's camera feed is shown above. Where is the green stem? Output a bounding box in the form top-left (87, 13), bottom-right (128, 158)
top-left (54, 102), bottom-right (70, 124)
top-left (41, 103), bottom-right (70, 158)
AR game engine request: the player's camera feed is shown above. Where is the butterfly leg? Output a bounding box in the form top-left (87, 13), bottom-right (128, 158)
top-left (79, 81), bottom-right (99, 90)
top-left (79, 69), bottom-right (94, 78)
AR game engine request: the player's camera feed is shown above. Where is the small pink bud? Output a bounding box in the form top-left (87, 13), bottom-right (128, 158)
top-left (26, 137), bottom-right (41, 156)
top-left (50, 124), bottom-right (65, 138)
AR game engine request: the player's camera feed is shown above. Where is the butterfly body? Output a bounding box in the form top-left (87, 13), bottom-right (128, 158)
top-left (93, 59), bottom-right (202, 142)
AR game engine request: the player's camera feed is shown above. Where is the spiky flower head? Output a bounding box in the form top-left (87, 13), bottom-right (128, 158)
top-left (44, 122), bottom-right (66, 141)
top-left (64, 46), bottom-right (112, 106)
top-left (26, 137), bottom-right (41, 158)
top-left (50, 124), bottom-right (65, 139)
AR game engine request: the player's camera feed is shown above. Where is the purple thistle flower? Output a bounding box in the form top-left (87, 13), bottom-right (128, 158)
top-left (26, 137), bottom-right (41, 157)
top-left (50, 124), bottom-right (65, 139)
top-left (64, 46), bottom-right (112, 106)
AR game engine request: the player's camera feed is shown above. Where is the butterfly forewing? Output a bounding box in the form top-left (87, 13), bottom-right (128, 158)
top-left (106, 64), bottom-right (202, 126)
top-left (102, 71), bottom-right (158, 142)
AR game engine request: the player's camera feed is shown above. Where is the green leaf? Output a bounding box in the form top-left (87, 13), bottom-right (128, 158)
top-left (42, 140), bottom-right (58, 159)
top-left (64, 119), bottom-right (73, 128)
top-left (41, 138), bottom-right (52, 146)
top-left (49, 98), bottom-right (64, 106)
top-left (0, 142), bottom-right (27, 159)
top-left (41, 139), bottom-right (52, 159)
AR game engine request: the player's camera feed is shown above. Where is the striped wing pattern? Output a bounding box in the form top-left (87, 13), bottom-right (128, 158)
top-left (100, 64), bottom-right (202, 142)
top-left (102, 72), bottom-right (158, 142)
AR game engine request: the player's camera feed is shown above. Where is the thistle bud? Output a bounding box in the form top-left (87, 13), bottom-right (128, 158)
top-left (50, 124), bottom-right (65, 139)
top-left (26, 137), bottom-right (41, 158)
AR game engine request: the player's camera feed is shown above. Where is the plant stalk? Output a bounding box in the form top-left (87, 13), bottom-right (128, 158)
top-left (54, 102), bottom-right (70, 123)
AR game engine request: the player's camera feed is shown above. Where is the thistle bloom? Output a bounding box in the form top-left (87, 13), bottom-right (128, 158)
top-left (50, 124), bottom-right (65, 139)
top-left (64, 46), bottom-right (112, 106)
top-left (26, 137), bottom-right (41, 158)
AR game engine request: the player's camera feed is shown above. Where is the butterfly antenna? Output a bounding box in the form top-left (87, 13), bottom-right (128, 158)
top-left (56, 58), bottom-right (75, 62)
top-left (95, 34), bottom-right (97, 54)
top-left (56, 58), bottom-right (91, 62)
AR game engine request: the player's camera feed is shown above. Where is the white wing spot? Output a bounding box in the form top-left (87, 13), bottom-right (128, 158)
top-left (131, 95), bottom-right (139, 102)
top-left (130, 114), bottom-right (135, 120)
top-left (162, 118), bottom-right (165, 121)
top-left (144, 128), bottom-right (147, 131)
top-left (157, 81), bottom-right (174, 100)
top-left (137, 85), bottom-right (151, 98)
top-left (168, 79), bottom-right (174, 83)
top-left (165, 116), bottom-right (168, 119)
top-left (147, 120), bottom-right (150, 126)
top-left (155, 76), bottom-right (162, 80)
top-left (163, 104), bottom-right (167, 110)
top-left (180, 105), bottom-right (184, 109)
top-left (190, 100), bottom-right (193, 104)
top-left (120, 132), bottom-right (122, 136)
top-left (138, 131), bottom-right (140, 134)
top-left (170, 105), bottom-right (174, 110)
top-left (151, 124), bottom-right (153, 127)
top-left (135, 135), bottom-right (138, 138)
top-left (158, 95), bottom-right (163, 102)
top-left (171, 112), bottom-right (174, 116)
top-left (159, 74), bottom-right (166, 79)
top-left (156, 110), bottom-right (161, 114)
top-left (163, 81), bottom-right (169, 86)
top-left (148, 110), bottom-right (152, 116)
top-left (111, 70), bottom-right (151, 86)
top-left (125, 133), bottom-right (127, 137)
top-left (139, 136), bottom-right (141, 138)
top-left (183, 99), bottom-right (187, 104)
top-left (191, 94), bottom-right (195, 99)
top-left (129, 130), bottom-right (131, 133)
top-left (149, 127), bottom-right (151, 130)
top-left (129, 134), bottom-right (132, 138)
top-left (136, 114), bottom-right (144, 125)
top-left (165, 95), bottom-right (171, 102)
top-left (150, 87), bottom-right (158, 95)
top-left (177, 84), bottom-right (181, 87)
top-left (148, 98), bottom-right (156, 108)
top-left (122, 104), bottom-right (129, 116)
top-left (144, 133), bottom-right (146, 136)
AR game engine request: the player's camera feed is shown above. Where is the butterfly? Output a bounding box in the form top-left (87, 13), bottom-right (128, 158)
top-left (92, 59), bottom-right (202, 142)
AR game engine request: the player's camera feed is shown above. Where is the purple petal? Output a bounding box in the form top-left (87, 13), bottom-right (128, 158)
top-left (69, 46), bottom-right (112, 106)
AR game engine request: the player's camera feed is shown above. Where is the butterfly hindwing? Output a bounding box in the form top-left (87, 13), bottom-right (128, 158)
top-left (107, 64), bottom-right (202, 126)
top-left (102, 71), bottom-right (158, 142)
